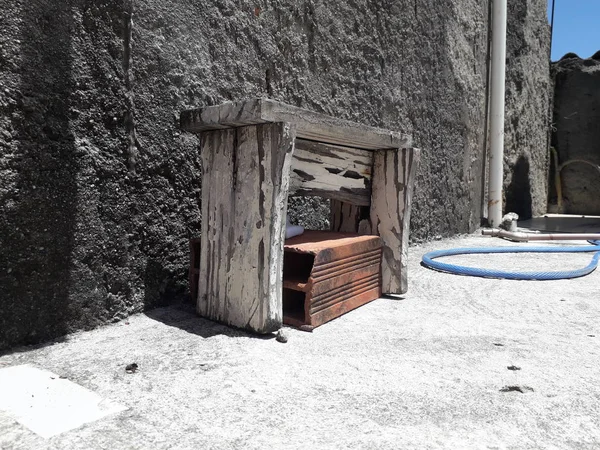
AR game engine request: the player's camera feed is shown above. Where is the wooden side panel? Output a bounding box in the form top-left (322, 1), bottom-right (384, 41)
top-left (330, 200), bottom-right (371, 234)
top-left (369, 148), bottom-right (421, 294)
top-left (289, 139), bottom-right (372, 205)
top-left (330, 200), bottom-right (360, 233)
top-left (198, 122), bottom-right (295, 333)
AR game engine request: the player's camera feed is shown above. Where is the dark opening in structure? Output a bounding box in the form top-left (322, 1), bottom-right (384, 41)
top-left (283, 252), bottom-right (314, 284)
top-left (282, 288), bottom-right (306, 323)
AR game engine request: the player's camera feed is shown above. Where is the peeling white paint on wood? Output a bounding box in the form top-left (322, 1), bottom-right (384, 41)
top-left (198, 122), bottom-right (295, 332)
top-left (289, 139), bottom-right (373, 205)
top-left (186, 99), bottom-right (419, 328)
top-left (369, 148), bottom-right (421, 294)
top-left (181, 98), bottom-right (412, 150)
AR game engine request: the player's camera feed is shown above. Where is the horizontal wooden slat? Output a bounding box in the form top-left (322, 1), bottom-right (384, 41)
top-left (289, 139), bottom-right (373, 206)
top-left (180, 98), bottom-right (412, 150)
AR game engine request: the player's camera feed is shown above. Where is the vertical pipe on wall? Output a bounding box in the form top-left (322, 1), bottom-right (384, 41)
top-left (487, 0), bottom-right (507, 227)
top-left (480, 0), bottom-right (493, 220)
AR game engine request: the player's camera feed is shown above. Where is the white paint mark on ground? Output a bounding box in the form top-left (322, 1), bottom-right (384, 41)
top-left (0, 365), bottom-right (126, 438)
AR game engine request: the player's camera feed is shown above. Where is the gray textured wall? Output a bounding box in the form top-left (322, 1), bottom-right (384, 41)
top-left (551, 54), bottom-right (600, 214)
top-left (503, 0), bottom-right (551, 220)
top-left (1, 0), bottom-right (549, 349)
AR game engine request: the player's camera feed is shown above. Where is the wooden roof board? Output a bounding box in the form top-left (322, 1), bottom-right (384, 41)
top-left (180, 98), bottom-right (412, 150)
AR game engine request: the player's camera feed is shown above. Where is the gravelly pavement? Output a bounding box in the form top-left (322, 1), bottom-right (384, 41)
top-left (1, 234), bottom-right (599, 449)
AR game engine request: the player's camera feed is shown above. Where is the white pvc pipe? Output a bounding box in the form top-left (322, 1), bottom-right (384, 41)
top-left (487, 0), bottom-right (507, 228)
top-left (482, 228), bottom-right (600, 242)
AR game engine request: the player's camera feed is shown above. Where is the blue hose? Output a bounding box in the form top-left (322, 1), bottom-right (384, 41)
top-left (422, 240), bottom-right (600, 280)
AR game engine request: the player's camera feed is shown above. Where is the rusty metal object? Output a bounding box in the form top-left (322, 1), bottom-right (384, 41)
top-left (282, 231), bottom-right (382, 329)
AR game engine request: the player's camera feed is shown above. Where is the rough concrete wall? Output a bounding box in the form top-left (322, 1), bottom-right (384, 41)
top-left (133, 0), bottom-right (491, 239)
top-left (503, 0), bottom-right (551, 220)
top-left (0, 0), bottom-right (549, 349)
top-left (0, 0), bottom-right (202, 348)
top-left (550, 54), bottom-right (600, 214)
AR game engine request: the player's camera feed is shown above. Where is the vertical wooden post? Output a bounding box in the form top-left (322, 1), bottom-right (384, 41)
top-left (198, 122), bottom-right (295, 333)
top-left (330, 200), bottom-right (360, 233)
top-left (330, 201), bottom-right (371, 234)
top-left (369, 148), bottom-right (421, 294)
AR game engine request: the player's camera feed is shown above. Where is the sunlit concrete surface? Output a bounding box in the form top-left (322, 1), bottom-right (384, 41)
top-left (1, 234), bottom-right (599, 449)
top-left (0, 365), bottom-right (126, 438)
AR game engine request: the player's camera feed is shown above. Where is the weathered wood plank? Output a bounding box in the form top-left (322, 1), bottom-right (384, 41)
top-left (199, 128), bottom-right (233, 322)
top-left (330, 200), bottom-right (371, 234)
top-left (198, 122), bottom-right (296, 333)
top-left (369, 148), bottom-right (421, 294)
top-left (181, 98), bottom-right (412, 150)
top-left (289, 139), bottom-right (373, 206)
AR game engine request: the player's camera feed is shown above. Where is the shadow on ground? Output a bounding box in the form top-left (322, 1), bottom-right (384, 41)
top-left (380, 294), bottom-right (406, 301)
top-left (144, 305), bottom-right (276, 340)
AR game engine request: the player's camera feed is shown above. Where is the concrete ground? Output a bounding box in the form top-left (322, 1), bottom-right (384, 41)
top-left (1, 233), bottom-right (600, 449)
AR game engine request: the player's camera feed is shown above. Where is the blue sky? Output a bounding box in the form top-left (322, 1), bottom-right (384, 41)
top-left (547, 0), bottom-right (600, 60)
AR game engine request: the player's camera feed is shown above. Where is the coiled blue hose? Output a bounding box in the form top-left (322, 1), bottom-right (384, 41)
top-left (422, 241), bottom-right (600, 280)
